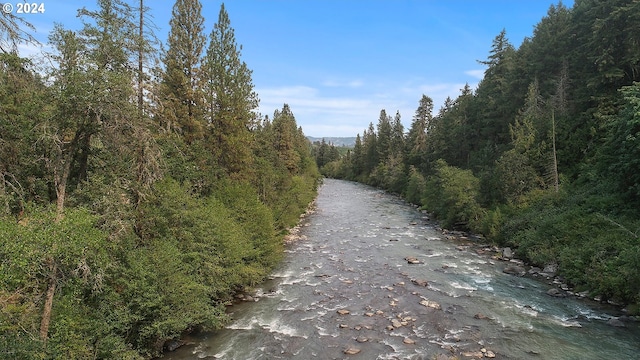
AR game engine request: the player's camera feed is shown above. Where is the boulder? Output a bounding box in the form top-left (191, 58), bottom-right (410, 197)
top-left (546, 288), bottom-right (567, 298)
top-left (405, 256), bottom-right (422, 264)
top-left (419, 299), bottom-right (441, 310)
top-left (503, 265), bottom-right (526, 276)
top-left (619, 315), bottom-right (638, 323)
top-left (474, 313), bottom-right (489, 320)
top-left (607, 318), bottom-right (626, 327)
top-left (502, 247), bottom-right (513, 259)
top-left (337, 309), bottom-right (350, 315)
top-left (528, 267), bottom-right (542, 275)
top-left (164, 339), bottom-right (184, 352)
top-left (343, 347), bottom-right (361, 355)
top-left (542, 263), bottom-right (558, 276)
top-left (403, 337), bottom-right (416, 344)
top-left (411, 278), bottom-right (429, 287)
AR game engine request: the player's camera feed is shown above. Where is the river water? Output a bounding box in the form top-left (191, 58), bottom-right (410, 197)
top-left (163, 179), bottom-right (640, 359)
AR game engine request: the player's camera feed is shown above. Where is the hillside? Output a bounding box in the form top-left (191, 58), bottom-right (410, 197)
top-left (307, 136), bottom-right (356, 148)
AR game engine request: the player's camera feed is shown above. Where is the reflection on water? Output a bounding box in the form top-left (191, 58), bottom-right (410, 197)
top-left (163, 179), bottom-right (640, 360)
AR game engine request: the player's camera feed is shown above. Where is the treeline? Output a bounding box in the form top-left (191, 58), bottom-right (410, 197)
top-left (322, 0), bottom-right (640, 310)
top-left (0, 1), bottom-right (319, 359)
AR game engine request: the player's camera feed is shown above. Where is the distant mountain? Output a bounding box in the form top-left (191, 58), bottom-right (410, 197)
top-left (307, 136), bottom-right (356, 147)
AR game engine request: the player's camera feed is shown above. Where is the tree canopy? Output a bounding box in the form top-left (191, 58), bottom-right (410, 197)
top-left (0, 1), bottom-right (319, 358)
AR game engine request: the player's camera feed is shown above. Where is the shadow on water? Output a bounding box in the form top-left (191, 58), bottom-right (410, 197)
top-left (162, 179), bottom-right (640, 360)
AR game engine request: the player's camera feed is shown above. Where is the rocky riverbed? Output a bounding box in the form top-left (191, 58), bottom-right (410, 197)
top-left (161, 179), bottom-right (640, 360)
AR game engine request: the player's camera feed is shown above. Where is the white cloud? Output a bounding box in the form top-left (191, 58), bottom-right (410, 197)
top-left (257, 85), bottom-right (382, 137)
top-left (465, 69), bottom-right (485, 80)
top-left (256, 78), bottom-right (481, 138)
top-left (321, 79), bottom-right (364, 88)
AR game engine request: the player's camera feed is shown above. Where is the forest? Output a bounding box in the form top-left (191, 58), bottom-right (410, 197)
top-left (0, 1), bottom-right (319, 358)
top-left (321, 0), bottom-right (640, 312)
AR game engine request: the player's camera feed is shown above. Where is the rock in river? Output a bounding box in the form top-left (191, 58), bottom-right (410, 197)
top-left (164, 339), bottom-right (184, 352)
top-left (607, 318), bottom-right (626, 327)
top-left (405, 256), bottom-right (422, 264)
top-left (411, 278), bottom-right (429, 287)
top-left (502, 265), bottom-right (526, 276)
top-left (343, 347), bottom-right (361, 355)
top-left (546, 288), bottom-right (567, 298)
top-left (419, 299), bottom-right (441, 310)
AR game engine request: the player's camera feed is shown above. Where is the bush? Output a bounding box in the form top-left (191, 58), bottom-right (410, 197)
top-left (404, 166), bottom-right (426, 205)
top-left (423, 160), bottom-right (484, 230)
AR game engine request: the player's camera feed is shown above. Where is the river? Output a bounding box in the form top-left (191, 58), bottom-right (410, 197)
top-left (163, 179), bottom-right (640, 359)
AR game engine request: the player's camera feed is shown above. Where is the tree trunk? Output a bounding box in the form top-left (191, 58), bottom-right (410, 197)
top-left (54, 154), bottom-right (72, 223)
top-left (39, 258), bottom-right (57, 342)
top-left (0, 172), bottom-right (8, 214)
top-left (551, 110), bottom-right (559, 192)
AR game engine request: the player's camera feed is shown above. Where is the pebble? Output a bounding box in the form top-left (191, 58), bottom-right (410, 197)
top-left (461, 351), bottom-right (484, 358)
top-left (420, 299), bottom-right (441, 310)
top-left (343, 347), bottom-right (361, 355)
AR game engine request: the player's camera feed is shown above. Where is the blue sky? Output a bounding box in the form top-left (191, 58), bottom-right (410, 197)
top-left (15, 0), bottom-right (572, 137)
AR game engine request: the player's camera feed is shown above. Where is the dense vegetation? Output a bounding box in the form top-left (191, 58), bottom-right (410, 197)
top-left (0, 1), bottom-right (319, 358)
top-left (321, 0), bottom-right (640, 311)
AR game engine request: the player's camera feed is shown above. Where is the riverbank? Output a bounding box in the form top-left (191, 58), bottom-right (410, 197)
top-left (431, 222), bottom-right (640, 325)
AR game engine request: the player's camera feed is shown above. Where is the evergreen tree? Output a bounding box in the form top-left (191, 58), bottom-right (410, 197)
top-left (158, 0), bottom-right (206, 141)
top-left (406, 95), bottom-right (432, 173)
top-left (362, 122), bottom-right (378, 176)
top-left (390, 111), bottom-right (405, 157)
top-left (376, 109), bottom-right (392, 161)
top-left (272, 104), bottom-right (300, 173)
top-left (0, 8), bottom-right (37, 54)
top-left (351, 133), bottom-right (364, 177)
top-left (204, 3), bottom-right (259, 176)
top-left (0, 54), bottom-right (47, 215)
top-left (473, 29), bottom-right (520, 166)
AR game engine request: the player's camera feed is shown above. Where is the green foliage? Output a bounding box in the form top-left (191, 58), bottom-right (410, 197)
top-left (0, 2), bottom-right (320, 358)
top-left (498, 188), bottom-right (640, 304)
top-left (422, 160), bottom-right (484, 230)
top-left (158, 0), bottom-right (206, 141)
top-left (119, 237), bottom-right (225, 357)
top-left (0, 207), bottom-right (134, 359)
top-left (203, 4), bottom-right (258, 176)
top-left (404, 166), bottom-right (426, 205)
top-left (598, 82), bottom-right (640, 204)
